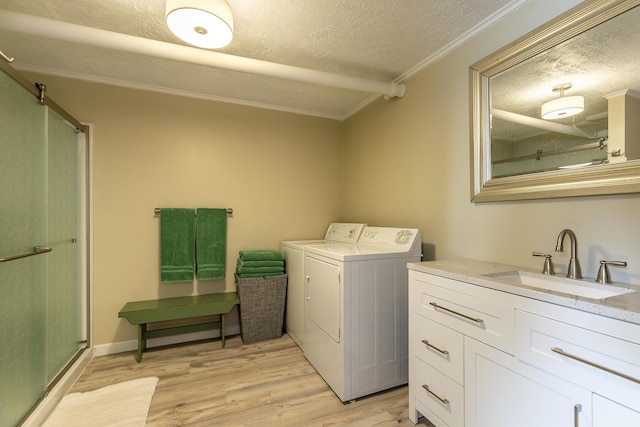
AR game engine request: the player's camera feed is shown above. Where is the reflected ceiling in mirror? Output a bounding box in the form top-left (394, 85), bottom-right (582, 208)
top-left (491, 3), bottom-right (640, 178)
top-left (470, 0), bottom-right (640, 202)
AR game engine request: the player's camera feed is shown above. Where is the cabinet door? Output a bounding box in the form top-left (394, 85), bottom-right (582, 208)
top-left (465, 337), bottom-right (591, 427)
top-left (593, 394), bottom-right (640, 427)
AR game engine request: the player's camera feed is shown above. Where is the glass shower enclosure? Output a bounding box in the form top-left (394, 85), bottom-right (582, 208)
top-left (0, 64), bottom-right (89, 426)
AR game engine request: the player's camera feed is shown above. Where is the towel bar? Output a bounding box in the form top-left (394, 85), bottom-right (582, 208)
top-left (154, 207), bottom-right (233, 216)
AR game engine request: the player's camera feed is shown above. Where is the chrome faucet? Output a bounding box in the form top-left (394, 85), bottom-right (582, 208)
top-left (555, 229), bottom-right (582, 279)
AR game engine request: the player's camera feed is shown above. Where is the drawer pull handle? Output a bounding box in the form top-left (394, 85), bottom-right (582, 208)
top-left (429, 302), bottom-right (483, 323)
top-left (574, 404), bottom-right (581, 427)
top-left (421, 339), bottom-right (449, 355)
top-left (421, 384), bottom-right (449, 405)
top-left (551, 347), bottom-right (640, 385)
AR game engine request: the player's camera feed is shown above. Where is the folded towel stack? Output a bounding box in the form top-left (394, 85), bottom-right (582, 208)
top-left (236, 250), bottom-right (284, 278)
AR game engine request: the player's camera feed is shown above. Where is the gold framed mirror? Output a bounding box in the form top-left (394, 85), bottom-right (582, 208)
top-left (470, 0), bottom-right (640, 202)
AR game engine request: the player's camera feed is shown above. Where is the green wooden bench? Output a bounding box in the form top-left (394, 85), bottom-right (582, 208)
top-left (118, 292), bottom-right (239, 362)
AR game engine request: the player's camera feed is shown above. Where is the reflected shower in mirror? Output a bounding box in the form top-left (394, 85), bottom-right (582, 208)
top-left (470, 0), bottom-right (640, 202)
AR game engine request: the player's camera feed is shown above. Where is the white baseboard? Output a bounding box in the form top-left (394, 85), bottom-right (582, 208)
top-left (23, 347), bottom-right (94, 427)
top-left (93, 324), bottom-right (241, 357)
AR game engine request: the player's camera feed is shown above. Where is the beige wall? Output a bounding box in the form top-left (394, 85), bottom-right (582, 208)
top-left (25, 0), bottom-right (640, 349)
top-left (344, 0), bottom-right (640, 284)
top-left (27, 75), bottom-right (344, 346)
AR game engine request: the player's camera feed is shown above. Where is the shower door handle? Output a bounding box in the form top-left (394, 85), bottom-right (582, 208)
top-left (0, 246), bottom-right (52, 263)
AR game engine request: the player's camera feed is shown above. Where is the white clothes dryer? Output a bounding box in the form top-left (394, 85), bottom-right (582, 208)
top-left (280, 223), bottom-right (366, 349)
top-left (303, 226), bottom-right (422, 401)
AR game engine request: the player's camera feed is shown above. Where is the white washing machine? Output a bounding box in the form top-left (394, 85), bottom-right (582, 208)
top-left (303, 226), bottom-right (422, 401)
top-left (280, 223), bottom-right (366, 349)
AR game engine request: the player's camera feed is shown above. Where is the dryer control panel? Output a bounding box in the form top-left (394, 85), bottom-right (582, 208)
top-left (324, 223), bottom-right (367, 243)
top-left (360, 227), bottom-right (420, 248)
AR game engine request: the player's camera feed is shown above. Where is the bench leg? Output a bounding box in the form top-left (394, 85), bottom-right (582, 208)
top-left (221, 313), bottom-right (226, 348)
top-left (136, 323), bottom-right (146, 363)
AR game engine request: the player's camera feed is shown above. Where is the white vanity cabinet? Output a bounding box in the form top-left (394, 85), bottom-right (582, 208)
top-left (408, 270), bottom-right (516, 426)
top-left (515, 308), bottom-right (640, 426)
top-left (465, 336), bottom-right (591, 427)
top-left (408, 263), bottom-right (640, 427)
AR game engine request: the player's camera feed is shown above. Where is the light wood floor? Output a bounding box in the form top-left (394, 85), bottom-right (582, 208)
top-left (70, 334), bottom-right (433, 426)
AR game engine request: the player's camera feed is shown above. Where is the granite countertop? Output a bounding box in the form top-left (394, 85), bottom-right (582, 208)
top-left (408, 259), bottom-right (640, 325)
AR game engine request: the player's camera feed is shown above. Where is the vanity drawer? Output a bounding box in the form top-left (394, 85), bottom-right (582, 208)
top-left (411, 273), bottom-right (514, 354)
top-left (413, 357), bottom-right (464, 427)
top-left (412, 313), bottom-right (464, 384)
top-left (515, 310), bottom-right (640, 410)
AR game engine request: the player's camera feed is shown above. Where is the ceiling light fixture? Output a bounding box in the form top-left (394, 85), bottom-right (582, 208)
top-left (541, 83), bottom-right (584, 120)
top-left (166, 0), bottom-right (233, 49)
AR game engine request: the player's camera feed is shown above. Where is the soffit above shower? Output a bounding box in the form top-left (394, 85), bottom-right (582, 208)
top-left (0, 0), bottom-right (522, 120)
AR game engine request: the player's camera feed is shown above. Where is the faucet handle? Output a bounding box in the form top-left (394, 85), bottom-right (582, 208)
top-left (532, 252), bottom-right (555, 275)
top-left (596, 260), bottom-right (627, 284)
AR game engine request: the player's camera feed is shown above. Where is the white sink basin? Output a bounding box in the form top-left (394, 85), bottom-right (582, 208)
top-left (485, 271), bottom-right (636, 300)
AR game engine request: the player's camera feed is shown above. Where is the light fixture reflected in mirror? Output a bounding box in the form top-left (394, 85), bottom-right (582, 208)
top-left (166, 0), bottom-right (233, 49)
top-left (541, 83), bottom-right (584, 120)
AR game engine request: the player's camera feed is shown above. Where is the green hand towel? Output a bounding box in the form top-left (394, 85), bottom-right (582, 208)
top-left (238, 250), bottom-right (284, 261)
top-left (160, 208), bottom-right (195, 283)
top-left (196, 208), bottom-right (227, 280)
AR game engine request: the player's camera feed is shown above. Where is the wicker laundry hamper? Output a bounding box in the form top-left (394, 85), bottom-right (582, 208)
top-left (235, 273), bottom-right (287, 344)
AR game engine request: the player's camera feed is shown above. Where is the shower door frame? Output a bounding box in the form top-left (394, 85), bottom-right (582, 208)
top-left (0, 58), bottom-right (94, 426)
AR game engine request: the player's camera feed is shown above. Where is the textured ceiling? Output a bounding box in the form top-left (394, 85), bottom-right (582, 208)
top-left (0, 0), bottom-right (523, 120)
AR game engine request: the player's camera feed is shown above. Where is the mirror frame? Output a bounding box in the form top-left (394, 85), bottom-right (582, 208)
top-left (470, 0), bottom-right (640, 202)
